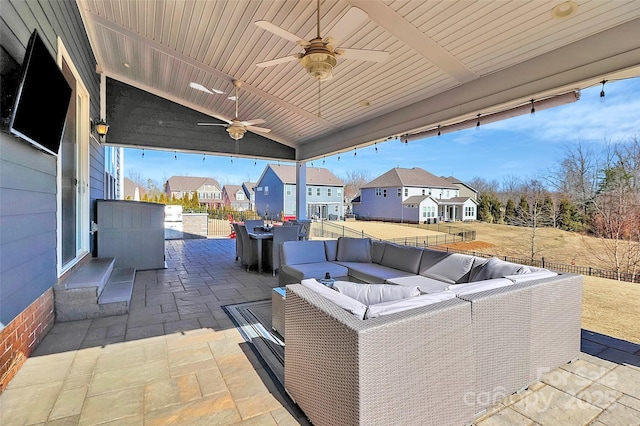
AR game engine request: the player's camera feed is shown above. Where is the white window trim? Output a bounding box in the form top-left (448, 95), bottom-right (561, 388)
top-left (56, 37), bottom-right (90, 276)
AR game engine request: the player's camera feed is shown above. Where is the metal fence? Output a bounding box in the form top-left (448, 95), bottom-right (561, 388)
top-left (208, 219), bottom-right (233, 237)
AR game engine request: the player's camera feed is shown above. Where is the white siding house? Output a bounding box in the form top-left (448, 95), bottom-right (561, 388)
top-left (353, 168), bottom-right (477, 222)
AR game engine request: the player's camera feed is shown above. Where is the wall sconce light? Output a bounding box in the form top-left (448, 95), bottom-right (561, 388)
top-left (92, 118), bottom-right (109, 139)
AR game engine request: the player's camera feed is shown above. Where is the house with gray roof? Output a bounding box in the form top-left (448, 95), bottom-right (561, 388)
top-left (353, 167), bottom-right (477, 223)
top-left (255, 164), bottom-right (344, 220)
top-left (222, 184), bottom-right (251, 211)
top-left (444, 176), bottom-right (478, 200)
top-left (164, 176), bottom-right (222, 209)
top-left (242, 182), bottom-right (257, 211)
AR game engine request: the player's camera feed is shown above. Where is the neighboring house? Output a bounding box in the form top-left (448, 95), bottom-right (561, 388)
top-left (444, 176), bottom-right (478, 201)
top-left (123, 177), bottom-right (146, 200)
top-left (242, 182), bottom-right (256, 211)
top-left (222, 184), bottom-right (251, 211)
top-left (255, 164), bottom-right (344, 220)
top-left (353, 167), bottom-right (477, 223)
top-left (164, 176), bottom-right (222, 209)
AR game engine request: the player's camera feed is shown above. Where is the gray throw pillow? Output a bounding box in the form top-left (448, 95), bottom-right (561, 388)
top-left (371, 241), bottom-right (386, 264)
top-left (336, 237), bottom-right (372, 263)
top-left (380, 244), bottom-right (423, 274)
top-left (469, 257), bottom-right (531, 282)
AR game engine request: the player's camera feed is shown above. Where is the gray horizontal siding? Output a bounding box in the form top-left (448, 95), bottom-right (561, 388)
top-left (0, 0), bottom-right (101, 326)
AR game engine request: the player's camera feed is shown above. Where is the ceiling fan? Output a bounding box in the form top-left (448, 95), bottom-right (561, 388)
top-left (255, 0), bottom-right (389, 81)
top-left (197, 80), bottom-right (270, 141)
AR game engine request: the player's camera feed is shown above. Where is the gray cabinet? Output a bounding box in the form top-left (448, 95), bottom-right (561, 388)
top-left (97, 200), bottom-right (165, 270)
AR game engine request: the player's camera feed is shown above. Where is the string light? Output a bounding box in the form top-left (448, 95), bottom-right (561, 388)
top-left (254, 158), bottom-right (257, 166)
top-left (374, 142), bottom-right (378, 153)
top-left (437, 125), bottom-right (441, 137)
top-left (202, 153), bottom-right (206, 162)
top-left (354, 147), bottom-right (357, 157)
top-left (141, 148), bottom-right (144, 158)
top-left (530, 99), bottom-right (535, 116)
top-left (174, 151), bottom-right (177, 160)
top-left (600, 80), bottom-right (607, 102)
top-left (337, 153), bottom-right (341, 161)
top-left (476, 114), bottom-right (481, 129)
top-left (322, 156), bottom-right (326, 165)
top-left (230, 156), bottom-right (233, 164)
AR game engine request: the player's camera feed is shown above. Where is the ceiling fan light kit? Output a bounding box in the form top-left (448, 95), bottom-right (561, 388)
top-left (300, 47), bottom-right (337, 81)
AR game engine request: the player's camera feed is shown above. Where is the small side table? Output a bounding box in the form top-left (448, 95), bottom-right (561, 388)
top-left (271, 287), bottom-right (286, 338)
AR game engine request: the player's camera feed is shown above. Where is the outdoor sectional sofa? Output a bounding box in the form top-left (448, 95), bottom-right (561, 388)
top-left (279, 237), bottom-right (583, 426)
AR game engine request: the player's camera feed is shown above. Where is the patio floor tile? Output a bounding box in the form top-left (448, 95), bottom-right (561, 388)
top-left (2, 238), bottom-right (639, 425)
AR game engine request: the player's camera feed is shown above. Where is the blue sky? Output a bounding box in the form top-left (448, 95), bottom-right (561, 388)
top-left (123, 77), bottom-right (640, 187)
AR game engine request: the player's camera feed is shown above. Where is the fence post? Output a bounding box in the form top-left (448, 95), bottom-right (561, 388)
top-left (542, 257), bottom-right (545, 268)
top-left (589, 267), bottom-right (592, 276)
top-left (361, 230), bottom-right (364, 238)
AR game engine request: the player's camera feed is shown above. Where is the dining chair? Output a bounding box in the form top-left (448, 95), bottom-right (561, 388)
top-left (244, 219), bottom-right (265, 232)
top-left (237, 224), bottom-right (258, 271)
top-left (231, 223), bottom-right (243, 263)
top-left (268, 225), bottom-right (301, 276)
top-left (291, 220), bottom-right (311, 240)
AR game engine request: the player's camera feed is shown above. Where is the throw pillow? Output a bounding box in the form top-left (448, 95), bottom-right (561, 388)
top-left (336, 237), bottom-right (372, 263)
top-left (300, 279), bottom-right (367, 319)
top-left (380, 244), bottom-right (423, 274)
top-left (365, 291), bottom-right (456, 319)
top-left (333, 282), bottom-right (420, 305)
top-left (468, 257), bottom-right (530, 282)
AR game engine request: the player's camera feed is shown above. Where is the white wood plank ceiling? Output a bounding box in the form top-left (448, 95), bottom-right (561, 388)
top-left (78, 0), bottom-right (640, 160)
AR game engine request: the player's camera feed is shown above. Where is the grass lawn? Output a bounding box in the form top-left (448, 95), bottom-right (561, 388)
top-left (336, 220), bottom-right (640, 344)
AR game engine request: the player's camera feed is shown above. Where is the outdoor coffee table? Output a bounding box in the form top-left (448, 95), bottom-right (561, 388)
top-left (271, 287), bottom-right (286, 338)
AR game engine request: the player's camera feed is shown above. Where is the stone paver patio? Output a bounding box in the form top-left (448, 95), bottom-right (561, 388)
top-left (0, 238), bottom-right (639, 425)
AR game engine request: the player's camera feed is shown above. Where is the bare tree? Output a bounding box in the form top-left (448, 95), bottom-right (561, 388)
top-left (510, 179), bottom-right (547, 261)
top-left (468, 177), bottom-right (500, 196)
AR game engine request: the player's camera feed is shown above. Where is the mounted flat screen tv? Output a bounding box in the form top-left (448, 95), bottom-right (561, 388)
top-left (9, 29), bottom-right (72, 156)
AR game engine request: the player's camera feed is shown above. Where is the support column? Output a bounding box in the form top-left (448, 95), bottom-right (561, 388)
top-left (296, 162), bottom-right (307, 220)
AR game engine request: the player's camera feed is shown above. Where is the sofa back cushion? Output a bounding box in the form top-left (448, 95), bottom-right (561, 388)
top-left (419, 250), bottom-right (475, 284)
top-left (365, 291), bottom-right (457, 319)
top-left (281, 241), bottom-right (327, 265)
top-left (380, 244), bottom-right (423, 274)
top-left (300, 279), bottom-right (367, 319)
top-left (469, 257), bottom-right (530, 282)
top-left (448, 278), bottom-right (514, 296)
top-left (371, 241), bottom-right (386, 264)
top-left (333, 282), bottom-right (420, 305)
top-left (324, 240), bottom-right (339, 261)
top-left (336, 237), bottom-right (372, 263)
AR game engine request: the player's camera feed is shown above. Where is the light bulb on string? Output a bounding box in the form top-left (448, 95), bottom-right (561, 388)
top-left (437, 125), bottom-right (441, 136)
top-left (174, 151), bottom-right (177, 160)
top-left (374, 142), bottom-right (378, 153)
top-left (202, 153), bottom-right (206, 162)
top-left (230, 156), bottom-right (233, 164)
top-left (141, 148), bottom-right (144, 158)
top-left (322, 156), bottom-right (326, 165)
top-left (354, 147), bottom-right (357, 157)
top-left (337, 153), bottom-right (341, 161)
top-left (254, 159), bottom-right (257, 166)
top-left (476, 114), bottom-right (481, 130)
top-left (600, 80), bottom-right (607, 102)
top-left (530, 99), bottom-right (535, 116)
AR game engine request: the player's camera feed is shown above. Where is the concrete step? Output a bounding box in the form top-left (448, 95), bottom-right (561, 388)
top-left (98, 267), bottom-right (135, 304)
top-left (54, 258), bottom-right (136, 322)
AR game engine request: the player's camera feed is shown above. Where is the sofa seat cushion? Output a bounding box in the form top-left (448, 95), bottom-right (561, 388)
top-left (281, 240), bottom-right (328, 265)
top-left (281, 262), bottom-right (349, 282)
top-left (336, 237), bottom-right (372, 263)
top-left (333, 282), bottom-right (420, 305)
top-left (364, 290), bottom-right (457, 319)
top-left (448, 278), bottom-right (514, 296)
top-left (336, 261), bottom-right (415, 283)
top-left (300, 279), bottom-right (367, 319)
top-left (419, 250), bottom-right (475, 284)
top-left (380, 244), bottom-right (423, 274)
top-left (386, 275), bottom-right (450, 294)
top-left (469, 257), bottom-right (531, 282)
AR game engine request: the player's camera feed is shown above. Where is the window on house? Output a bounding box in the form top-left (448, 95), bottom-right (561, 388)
top-left (317, 188), bottom-right (321, 196)
top-left (375, 188), bottom-right (382, 196)
top-left (465, 206), bottom-right (475, 217)
top-left (328, 188), bottom-right (332, 197)
top-left (397, 188), bottom-right (402, 197)
top-left (308, 187), bottom-right (312, 196)
top-left (237, 192), bottom-right (245, 200)
top-left (264, 186), bottom-right (269, 195)
top-left (404, 188), bottom-right (408, 196)
top-left (286, 186), bottom-right (292, 196)
top-left (422, 189), bottom-right (425, 196)
top-left (337, 188), bottom-right (342, 196)
top-left (383, 189), bottom-right (387, 197)
top-left (422, 207), bottom-right (427, 218)
top-left (445, 190), bottom-right (450, 198)
top-left (335, 205), bottom-right (339, 212)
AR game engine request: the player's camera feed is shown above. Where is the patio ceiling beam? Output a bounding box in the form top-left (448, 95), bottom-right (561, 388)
top-left (298, 17), bottom-right (640, 161)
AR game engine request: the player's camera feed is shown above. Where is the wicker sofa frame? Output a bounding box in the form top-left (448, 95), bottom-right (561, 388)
top-left (283, 272), bottom-right (583, 426)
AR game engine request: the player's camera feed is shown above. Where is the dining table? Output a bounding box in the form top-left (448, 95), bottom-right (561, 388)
top-left (246, 225), bottom-right (305, 273)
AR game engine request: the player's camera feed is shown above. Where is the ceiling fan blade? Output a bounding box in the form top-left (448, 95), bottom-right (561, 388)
top-left (241, 118), bottom-right (266, 126)
top-left (247, 125), bottom-right (271, 133)
top-left (327, 7), bottom-right (368, 45)
top-left (189, 82), bottom-right (224, 95)
top-left (335, 48), bottom-right (389, 62)
top-left (197, 122), bottom-right (228, 127)
top-left (255, 20), bottom-right (309, 46)
top-left (256, 54), bottom-right (300, 68)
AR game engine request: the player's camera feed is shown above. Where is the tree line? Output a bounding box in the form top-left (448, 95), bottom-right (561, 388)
top-left (470, 136), bottom-right (640, 278)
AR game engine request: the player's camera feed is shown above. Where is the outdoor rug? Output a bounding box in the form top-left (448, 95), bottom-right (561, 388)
top-left (223, 299), bottom-right (285, 386)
